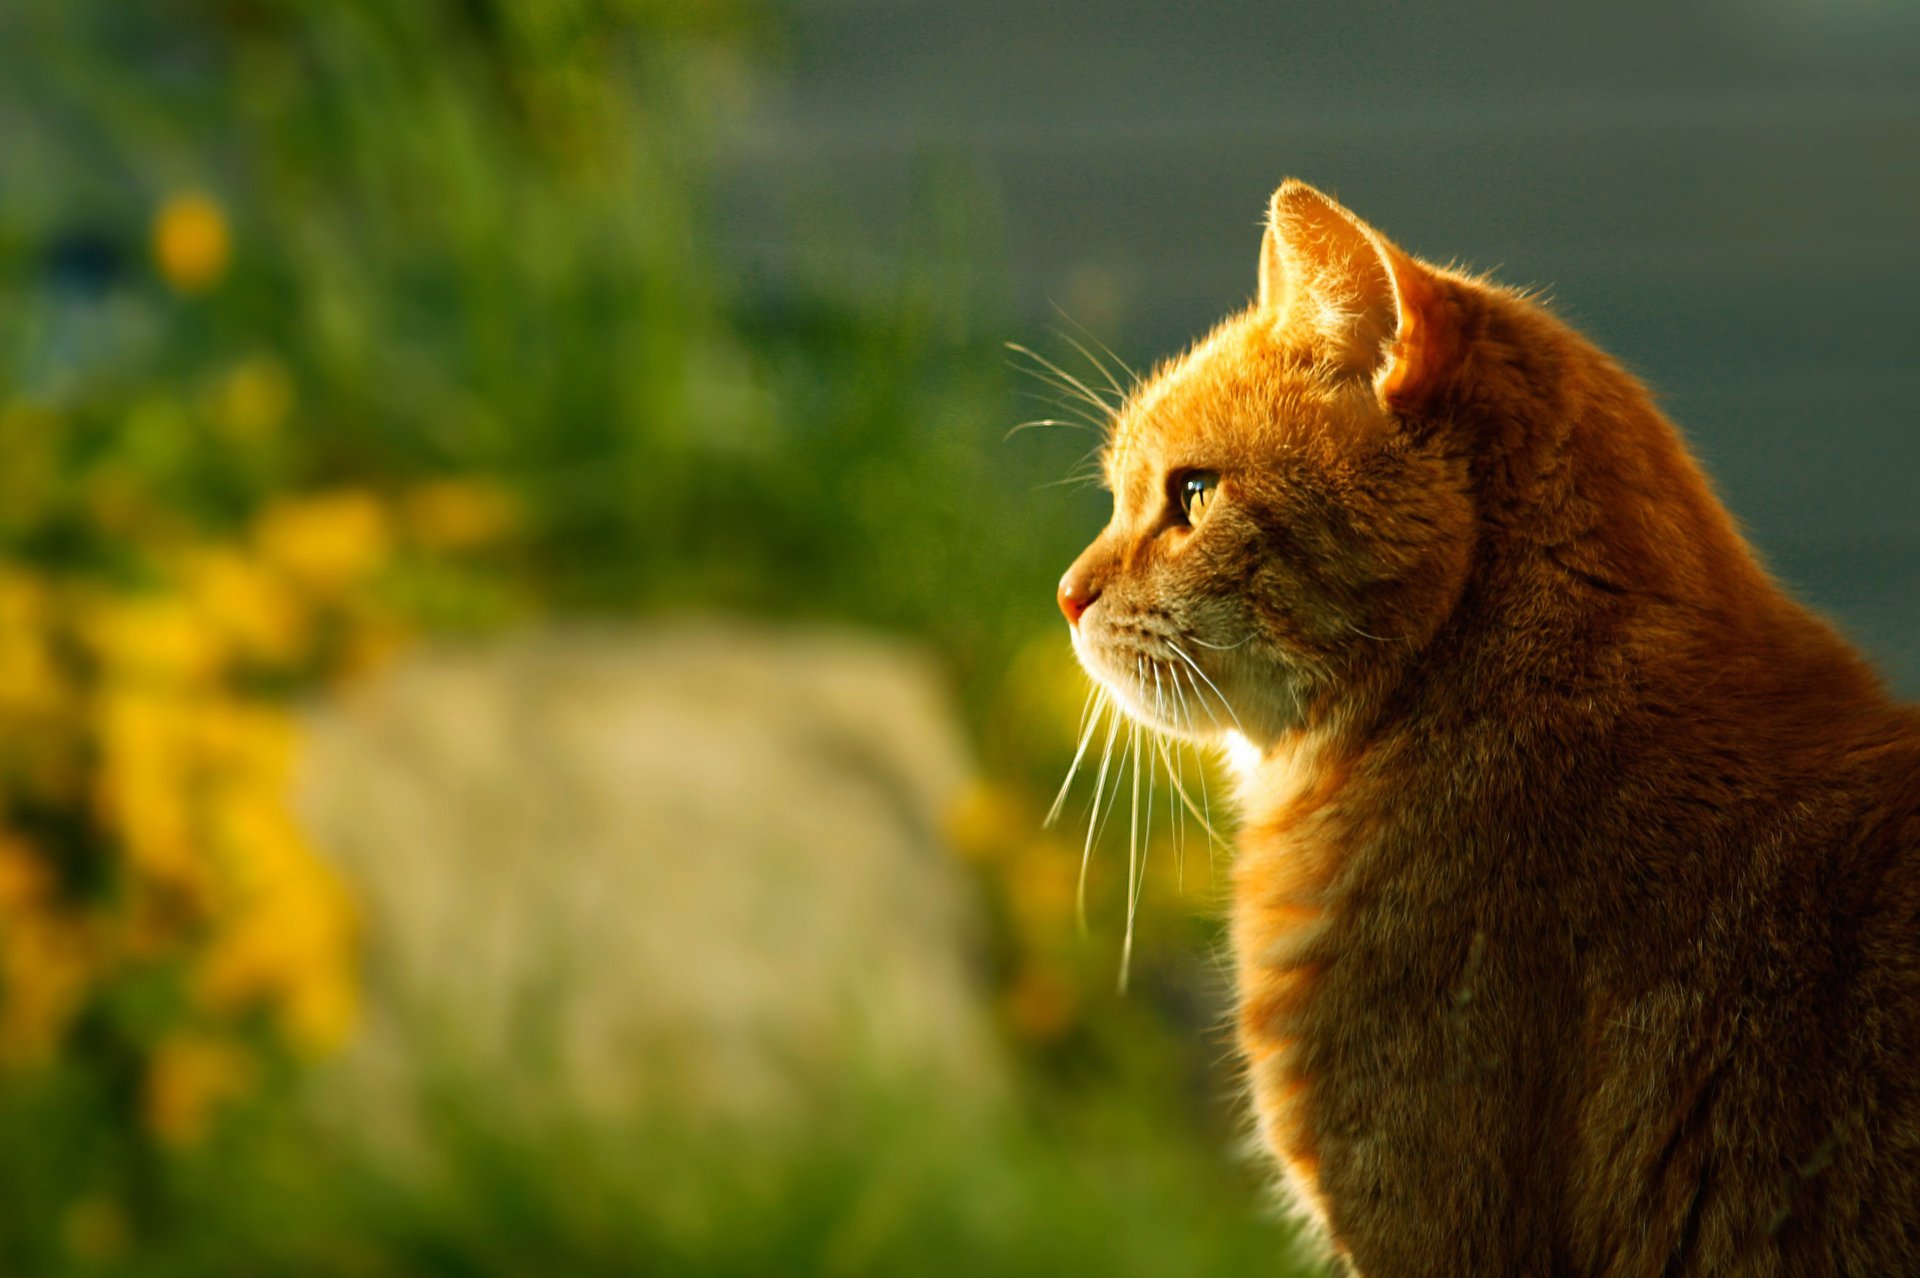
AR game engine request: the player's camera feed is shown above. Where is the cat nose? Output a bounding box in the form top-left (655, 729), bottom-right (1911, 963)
top-left (1057, 566), bottom-right (1103, 625)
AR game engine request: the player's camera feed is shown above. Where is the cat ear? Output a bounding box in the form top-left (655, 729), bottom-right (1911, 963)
top-left (1258, 180), bottom-right (1453, 414)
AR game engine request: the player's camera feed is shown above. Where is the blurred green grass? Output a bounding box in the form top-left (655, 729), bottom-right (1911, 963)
top-left (2, 1045), bottom-right (1316, 1277)
top-left (0, 1), bottom-right (1322, 1274)
top-left (0, 0), bottom-right (1094, 671)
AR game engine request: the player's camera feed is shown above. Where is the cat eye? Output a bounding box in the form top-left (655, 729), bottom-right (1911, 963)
top-left (1176, 471), bottom-right (1220, 523)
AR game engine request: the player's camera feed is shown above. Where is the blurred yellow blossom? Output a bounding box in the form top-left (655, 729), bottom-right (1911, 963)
top-left (0, 909), bottom-right (92, 1067)
top-left (0, 486), bottom-right (402, 1139)
top-left (185, 549), bottom-right (306, 667)
top-left (84, 595), bottom-right (224, 686)
top-left (152, 191), bottom-right (230, 293)
top-left (194, 743), bottom-right (359, 1055)
top-left (403, 478), bottom-right (521, 552)
top-left (0, 836), bottom-right (48, 910)
top-left (0, 572), bottom-right (63, 724)
top-left (255, 490), bottom-right (391, 597)
top-left (144, 1032), bottom-right (254, 1145)
top-left (92, 687), bottom-right (208, 897)
top-left (944, 779), bottom-right (1032, 863)
top-left (1003, 843), bottom-right (1079, 943)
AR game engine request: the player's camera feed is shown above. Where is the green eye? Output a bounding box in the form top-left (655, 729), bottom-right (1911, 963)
top-left (1177, 471), bottom-right (1219, 522)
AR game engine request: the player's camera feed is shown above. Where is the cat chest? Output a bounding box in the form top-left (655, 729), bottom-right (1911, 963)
top-left (1234, 827), bottom-right (1547, 1258)
top-left (1231, 815), bottom-right (1345, 1224)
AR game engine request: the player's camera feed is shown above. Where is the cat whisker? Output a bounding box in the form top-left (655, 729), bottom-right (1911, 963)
top-left (1008, 340), bottom-right (1122, 414)
top-left (1046, 300), bottom-right (1142, 393)
top-left (1149, 660), bottom-right (1195, 889)
top-left (1009, 350), bottom-right (1106, 402)
top-left (1120, 715), bottom-right (1143, 995)
top-left (1172, 667), bottom-right (1221, 888)
top-left (1034, 446), bottom-right (1108, 493)
top-left (1144, 656), bottom-right (1159, 894)
top-left (1061, 656), bottom-right (1231, 984)
top-left (1189, 632), bottom-right (1256, 652)
top-left (1048, 322), bottom-right (1135, 408)
top-left (1009, 364), bottom-right (1111, 425)
top-left (1166, 639), bottom-right (1243, 732)
top-left (1048, 684), bottom-right (1107, 827)
top-left (1187, 678), bottom-right (1220, 885)
top-left (1011, 388), bottom-right (1108, 433)
top-left (1006, 341), bottom-right (1121, 423)
top-left (1078, 696), bottom-right (1127, 935)
top-left (1153, 694), bottom-right (1232, 852)
top-left (1341, 621), bottom-right (1408, 644)
top-left (1150, 662), bottom-right (1179, 884)
top-left (1161, 735), bottom-right (1186, 889)
top-left (1033, 472), bottom-right (1106, 493)
top-left (1005, 417), bottom-right (1089, 440)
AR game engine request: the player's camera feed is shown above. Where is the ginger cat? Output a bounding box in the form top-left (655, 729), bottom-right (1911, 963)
top-left (1055, 180), bottom-right (1920, 1275)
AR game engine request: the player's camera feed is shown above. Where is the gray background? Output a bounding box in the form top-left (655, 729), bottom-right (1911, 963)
top-left (724, 0), bottom-right (1920, 695)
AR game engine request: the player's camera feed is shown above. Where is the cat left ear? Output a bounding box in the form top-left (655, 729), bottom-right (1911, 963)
top-left (1257, 181), bottom-right (1454, 415)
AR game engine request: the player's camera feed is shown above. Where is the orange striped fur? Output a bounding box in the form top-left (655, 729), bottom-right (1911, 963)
top-left (1057, 180), bottom-right (1920, 1274)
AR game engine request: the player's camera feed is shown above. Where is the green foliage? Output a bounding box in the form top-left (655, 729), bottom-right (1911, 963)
top-left (0, 0), bottom-right (1092, 667)
top-left (11, 1069), bottom-right (1314, 1278)
top-left (0, 1), bottom-right (1302, 1274)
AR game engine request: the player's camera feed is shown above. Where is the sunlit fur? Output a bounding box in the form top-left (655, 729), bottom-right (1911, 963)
top-left (1057, 180), bottom-right (1920, 1274)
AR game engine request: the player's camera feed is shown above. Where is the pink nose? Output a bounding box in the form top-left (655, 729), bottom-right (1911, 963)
top-left (1057, 570), bottom-right (1102, 625)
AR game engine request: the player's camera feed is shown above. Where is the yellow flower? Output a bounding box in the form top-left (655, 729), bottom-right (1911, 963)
top-left (281, 955), bottom-right (359, 1055)
top-left (193, 744), bottom-right (359, 1054)
top-left (92, 688), bottom-right (205, 895)
top-left (0, 495), bottom-right (385, 1112)
top-left (254, 491), bottom-right (391, 597)
top-left (83, 594), bottom-right (223, 686)
top-left (184, 549), bottom-right (306, 668)
top-left (193, 699), bottom-right (296, 782)
top-left (0, 624), bottom-right (59, 718)
top-left (1003, 837), bottom-right (1079, 943)
top-left (944, 779), bottom-right (1031, 862)
top-left (193, 834), bottom-right (360, 1056)
top-left (152, 191), bottom-right (230, 294)
top-left (144, 1031), bottom-right (254, 1144)
top-left (0, 834), bottom-right (48, 910)
top-left (0, 573), bottom-right (63, 724)
top-left (0, 910), bottom-right (91, 1066)
top-left (0, 569), bottom-right (49, 629)
top-left (402, 478), bottom-right (520, 552)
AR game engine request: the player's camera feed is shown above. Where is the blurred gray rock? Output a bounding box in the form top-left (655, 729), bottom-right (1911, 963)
top-left (297, 621), bottom-right (999, 1126)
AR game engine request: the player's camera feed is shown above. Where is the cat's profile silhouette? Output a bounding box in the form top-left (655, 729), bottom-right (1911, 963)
top-left (1057, 179), bottom-right (1920, 1275)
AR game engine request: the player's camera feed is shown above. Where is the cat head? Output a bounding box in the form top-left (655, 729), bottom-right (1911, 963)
top-left (1058, 181), bottom-right (1479, 750)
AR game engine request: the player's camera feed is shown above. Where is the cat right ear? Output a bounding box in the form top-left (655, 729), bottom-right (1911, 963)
top-left (1257, 180), bottom-right (1456, 416)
